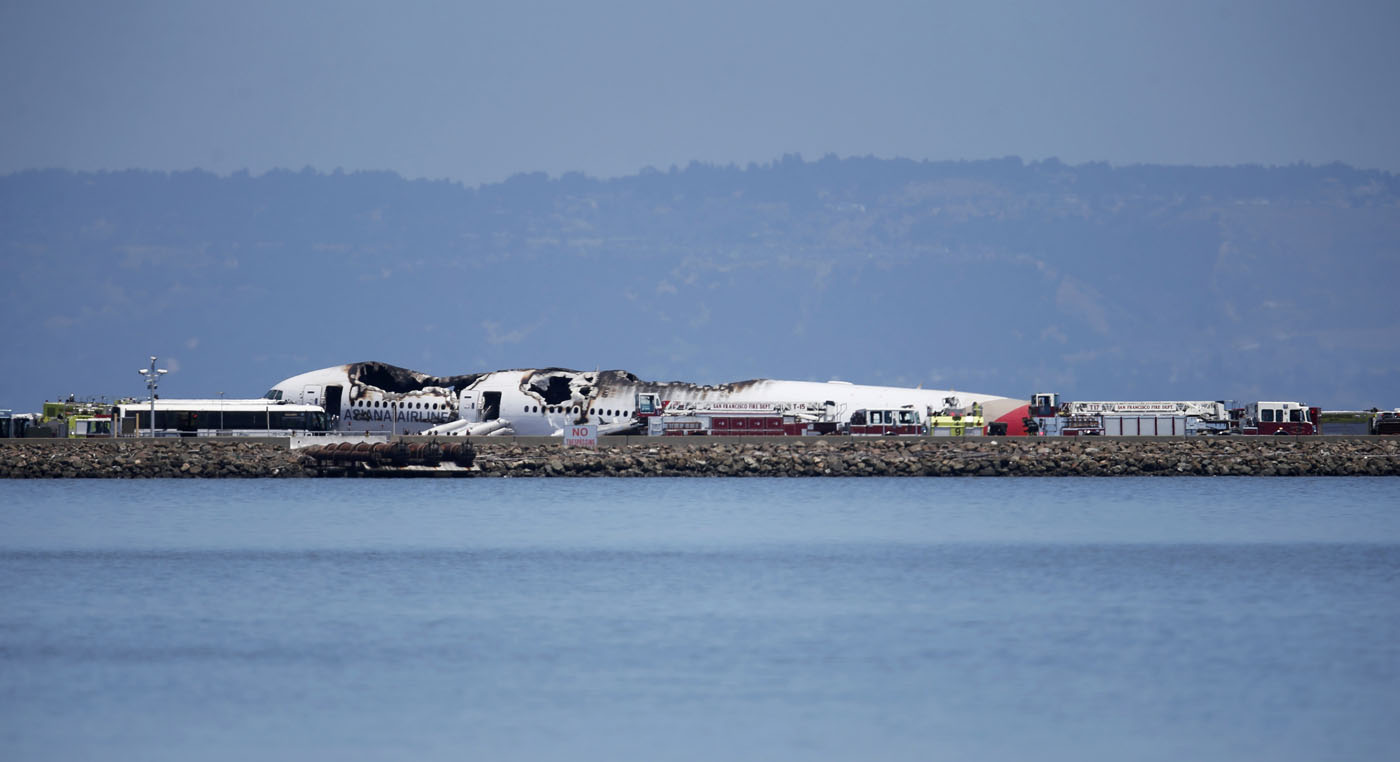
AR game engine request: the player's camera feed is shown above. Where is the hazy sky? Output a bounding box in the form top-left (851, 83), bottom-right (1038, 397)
top-left (2, 0), bottom-right (1398, 184)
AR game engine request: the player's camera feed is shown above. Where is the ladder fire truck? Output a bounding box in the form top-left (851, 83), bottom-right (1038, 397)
top-left (1025, 393), bottom-right (1301, 436)
top-left (635, 395), bottom-right (846, 436)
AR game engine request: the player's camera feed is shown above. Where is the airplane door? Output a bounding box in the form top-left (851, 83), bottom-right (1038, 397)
top-left (302, 385), bottom-right (322, 406)
top-left (323, 385), bottom-right (342, 419)
top-left (483, 392), bottom-right (501, 421)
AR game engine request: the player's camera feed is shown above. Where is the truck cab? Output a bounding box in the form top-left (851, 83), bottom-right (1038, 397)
top-left (635, 392), bottom-right (661, 418)
top-left (1024, 392), bottom-right (1063, 435)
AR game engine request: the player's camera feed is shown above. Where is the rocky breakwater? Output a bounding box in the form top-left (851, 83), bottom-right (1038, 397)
top-left (3, 437), bottom-right (1397, 478)
top-left (0, 439), bottom-right (309, 478)
top-left (472, 436), bottom-right (1400, 477)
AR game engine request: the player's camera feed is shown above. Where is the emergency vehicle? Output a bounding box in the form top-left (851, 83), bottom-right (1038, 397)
top-left (1027, 394), bottom-right (1315, 436)
top-left (637, 395), bottom-right (845, 436)
top-left (1230, 402), bottom-right (1321, 435)
top-left (1370, 409), bottom-right (1400, 435)
top-left (39, 400), bottom-right (115, 438)
top-left (847, 408), bottom-right (924, 436)
top-left (926, 396), bottom-right (987, 436)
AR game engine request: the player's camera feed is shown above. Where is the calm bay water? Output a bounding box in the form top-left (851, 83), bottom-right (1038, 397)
top-left (1, 477), bottom-right (1397, 761)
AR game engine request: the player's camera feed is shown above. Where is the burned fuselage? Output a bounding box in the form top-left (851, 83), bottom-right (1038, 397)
top-left (268, 361), bottom-right (1029, 436)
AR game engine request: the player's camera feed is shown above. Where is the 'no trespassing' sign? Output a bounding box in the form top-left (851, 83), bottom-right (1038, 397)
top-left (563, 424), bottom-right (597, 448)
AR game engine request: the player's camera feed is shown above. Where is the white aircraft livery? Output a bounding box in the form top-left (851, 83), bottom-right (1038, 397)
top-left (267, 362), bottom-right (1033, 437)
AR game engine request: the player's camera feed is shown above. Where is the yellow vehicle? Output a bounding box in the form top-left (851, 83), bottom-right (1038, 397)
top-left (927, 399), bottom-right (986, 436)
top-left (41, 400), bottom-right (115, 438)
top-left (928, 412), bottom-right (986, 436)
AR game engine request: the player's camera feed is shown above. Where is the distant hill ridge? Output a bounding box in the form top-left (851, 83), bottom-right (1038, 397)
top-left (1, 156), bottom-right (1397, 410)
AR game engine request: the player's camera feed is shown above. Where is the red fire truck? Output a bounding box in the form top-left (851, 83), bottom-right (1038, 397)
top-left (637, 396), bottom-right (844, 436)
top-left (847, 408), bottom-right (925, 436)
top-left (1229, 401), bottom-right (1321, 435)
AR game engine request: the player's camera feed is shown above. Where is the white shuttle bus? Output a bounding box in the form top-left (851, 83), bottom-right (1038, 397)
top-left (116, 399), bottom-right (330, 437)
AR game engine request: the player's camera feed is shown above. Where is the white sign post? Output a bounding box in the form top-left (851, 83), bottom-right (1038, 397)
top-left (563, 424), bottom-right (598, 448)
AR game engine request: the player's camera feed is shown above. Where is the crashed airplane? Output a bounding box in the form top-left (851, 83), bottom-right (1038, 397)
top-left (266, 361), bottom-right (1034, 436)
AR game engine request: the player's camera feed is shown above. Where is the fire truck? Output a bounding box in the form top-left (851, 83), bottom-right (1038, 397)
top-left (1025, 393), bottom-right (1307, 436)
top-left (1026, 393), bottom-right (1113, 436)
top-left (1229, 401), bottom-right (1321, 435)
top-left (847, 407), bottom-right (925, 436)
top-left (925, 395), bottom-right (987, 436)
top-left (39, 400), bottom-right (116, 438)
top-left (1370, 409), bottom-right (1400, 435)
top-left (636, 395), bottom-right (845, 436)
